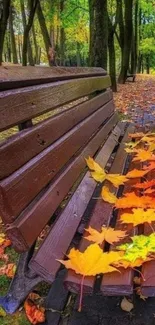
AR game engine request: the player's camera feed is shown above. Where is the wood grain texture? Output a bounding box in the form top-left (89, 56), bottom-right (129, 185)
top-left (101, 160), bottom-right (143, 297)
top-left (0, 90), bottom-right (113, 179)
top-left (64, 125), bottom-right (133, 294)
top-left (0, 76), bottom-right (111, 131)
top-left (28, 121), bottom-right (122, 281)
top-left (0, 101), bottom-right (114, 222)
top-left (0, 66), bottom-right (106, 90)
top-left (7, 114), bottom-right (119, 253)
top-left (141, 171), bottom-right (155, 297)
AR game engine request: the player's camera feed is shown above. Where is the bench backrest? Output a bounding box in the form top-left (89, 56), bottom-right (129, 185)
top-left (0, 66), bottom-right (116, 252)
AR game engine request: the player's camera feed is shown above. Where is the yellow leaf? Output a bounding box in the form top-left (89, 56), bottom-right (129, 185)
top-left (101, 186), bottom-right (117, 204)
top-left (57, 244), bottom-right (122, 276)
top-left (132, 149), bottom-right (155, 162)
top-left (84, 226), bottom-right (127, 245)
top-left (85, 157), bottom-right (106, 182)
top-left (0, 306), bottom-right (6, 317)
top-left (121, 297), bottom-right (134, 312)
top-left (120, 208), bottom-right (155, 226)
top-left (106, 173), bottom-right (128, 188)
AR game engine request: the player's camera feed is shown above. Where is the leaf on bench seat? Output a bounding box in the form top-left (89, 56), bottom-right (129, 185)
top-left (101, 186), bottom-right (117, 204)
top-left (125, 168), bottom-right (148, 178)
top-left (115, 192), bottom-right (155, 209)
top-left (86, 156), bottom-right (128, 187)
top-left (132, 149), bottom-right (155, 162)
top-left (57, 244), bottom-right (123, 276)
top-left (84, 226), bottom-right (127, 245)
top-left (120, 208), bottom-right (155, 226)
top-left (133, 179), bottom-right (155, 189)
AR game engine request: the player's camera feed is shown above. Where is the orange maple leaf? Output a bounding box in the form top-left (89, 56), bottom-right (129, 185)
top-left (0, 263), bottom-right (16, 278)
top-left (58, 243), bottom-right (122, 276)
top-left (144, 188), bottom-right (155, 195)
top-left (115, 192), bottom-right (155, 209)
top-left (24, 293), bottom-right (45, 325)
top-left (144, 162), bottom-right (155, 171)
top-left (126, 169), bottom-right (148, 178)
top-left (134, 180), bottom-right (155, 189)
top-left (84, 226), bottom-right (127, 245)
top-left (132, 150), bottom-right (155, 162)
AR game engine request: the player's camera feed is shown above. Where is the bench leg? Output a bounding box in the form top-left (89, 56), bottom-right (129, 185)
top-left (0, 245), bottom-right (43, 314)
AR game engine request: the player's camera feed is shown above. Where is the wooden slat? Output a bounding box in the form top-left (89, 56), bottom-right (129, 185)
top-left (64, 125), bottom-right (133, 294)
top-left (0, 66), bottom-right (106, 90)
top-left (101, 160), bottom-right (142, 296)
top-left (0, 75), bottom-right (111, 131)
top-left (0, 101), bottom-right (114, 222)
top-left (0, 90), bottom-right (113, 179)
top-left (7, 114), bottom-right (119, 253)
top-left (141, 171), bottom-right (155, 297)
top-left (28, 122), bottom-right (122, 281)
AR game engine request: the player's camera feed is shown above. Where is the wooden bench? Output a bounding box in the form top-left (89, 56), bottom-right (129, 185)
top-left (126, 74), bottom-right (136, 82)
top-left (0, 66), bottom-right (153, 321)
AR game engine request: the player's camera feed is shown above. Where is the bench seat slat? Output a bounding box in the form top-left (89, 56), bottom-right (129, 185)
top-left (28, 122), bottom-right (122, 281)
top-left (7, 114), bottom-right (119, 252)
top-left (0, 76), bottom-right (111, 131)
top-left (141, 171), bottom-right (155, 297)
top-left (0, 90), bottom-right (113, 180)
top-left (0, 100), bottom-right (115, 222)
top-left (64, 124), bottom-right (134, 294)
top-left (101, 160), bottom-right (142, 296)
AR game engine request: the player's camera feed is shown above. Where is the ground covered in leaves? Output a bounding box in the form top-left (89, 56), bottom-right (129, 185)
top-left (0, 74), bottom-right (155, 325)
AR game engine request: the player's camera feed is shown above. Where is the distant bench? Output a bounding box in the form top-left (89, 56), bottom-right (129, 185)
top-left (0, 66), bottom-right (152, 322)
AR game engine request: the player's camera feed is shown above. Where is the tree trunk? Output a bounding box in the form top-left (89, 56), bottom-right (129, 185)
top-left (146, 55), bottom-right (150, 74)
top-left (0, 0), bottom-right (11, 65)
top-left (108, 28), bottom-right (117, 92)
top-left (20, 0), bottom-right (34, 66)
top-left (118, 0), bottom-right (133, 84)
top-left (32, 24), bottom-right (40, 64)
top-left (88, 0), bottom-right (95, 66)
top-left (89, 0), bottom-right (108, 70)
top-left (60, 0), bottom-right (65, 66)
top-left (22, 0), bottom-right (38, 66)
top-left (37, 0), bottom-right (52, 65)
top-left (130, 0), bottom-right (138, 74)
top-left (9, 5), bottom-right (18, 63)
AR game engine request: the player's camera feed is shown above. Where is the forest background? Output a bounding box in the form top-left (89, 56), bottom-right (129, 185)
top-left (0, 0), bottom-right (155, 91)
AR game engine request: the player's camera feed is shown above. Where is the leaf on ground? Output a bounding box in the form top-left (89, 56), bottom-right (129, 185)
top-left (136, 287), bottom-right (148, 301)
top-left (120, 208), bottom-right (155, 226)
top-left (57, 243), bottom-right (123, 276)
top-left (101, 186), bottom-right (117, 204)
top-left (0, 306), bottom-right (6, 317)
top-left (126, 169), bottom-right (148, 178)
top-left (121, 297), bottom-right (134, 312)
top-left (125, 141), bottom-right (140, 148)
top-left (144, 188), bottom-right (155, 195)
top-left (84, 226), bottom-right (127, 245)
top-left (24, 293), bottom-right (45, 325)
top-left (115, 192), bottom-right (155, 209)
top-left (0, 263), bottom-right (16, 278)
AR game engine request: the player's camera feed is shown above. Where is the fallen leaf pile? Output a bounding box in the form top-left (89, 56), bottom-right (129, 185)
top-left (58, 126), bottom-right (155, 312)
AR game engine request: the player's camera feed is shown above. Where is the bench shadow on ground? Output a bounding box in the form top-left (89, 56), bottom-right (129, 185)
top-left (68, 295), bottom-right (155, 325)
